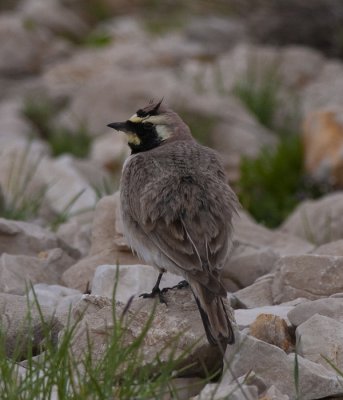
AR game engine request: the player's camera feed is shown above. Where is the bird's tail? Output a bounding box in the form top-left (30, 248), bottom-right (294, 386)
top-left (191, 282), bottom-right (235, 346)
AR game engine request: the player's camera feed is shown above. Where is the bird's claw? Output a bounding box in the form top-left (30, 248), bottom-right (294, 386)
top-left (161, 280), bottom-right (189, 293)
top-left (139, 288), bottom-right (167, 304)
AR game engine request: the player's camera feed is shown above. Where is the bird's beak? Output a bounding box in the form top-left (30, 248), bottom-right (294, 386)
top-left (107, 121), bottom-right (134, 133)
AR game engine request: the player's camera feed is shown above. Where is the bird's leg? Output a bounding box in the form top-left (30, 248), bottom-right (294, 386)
top-left (161, 280), bottom-right (189, 293)
top-left (139, 272), bottom-right (167, 304)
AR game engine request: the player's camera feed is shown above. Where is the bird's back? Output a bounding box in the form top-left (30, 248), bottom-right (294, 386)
top-left (120, 139), bottom-right (238, 280)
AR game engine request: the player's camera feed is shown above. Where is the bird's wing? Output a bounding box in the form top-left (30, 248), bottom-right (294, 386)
top-left (123, 150), bottom-right (238, 292)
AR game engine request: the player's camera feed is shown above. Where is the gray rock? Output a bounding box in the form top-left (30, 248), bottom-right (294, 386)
top-left (228, 246), bottom-right (279, 288)
top-left (217, 44), bottom-right (280, 94)
top-left (57, 220), bottom-right (92, 258)
top-left (228, 333), bottom-right (343, 399)
top-left (65, 157), bottom-right (112, 195)
top-left (0, 13), bottom-right (47, 76)
top-left (19, 0), bottom-right (89, 40)
top-left (234, 216), bottom-right (314, 257)
top-left (91, 264), bottom-right (181, 302)
top-left (90, 131), bottom-right (129, 172)
top-left (211, 115), bottom-right (277, 162)
top-left (185, 16), bottom-right (247, 54)
top-left (302, 61), bottom-right (343, 115)
top-left (195, 369), bottom-right (268, 400)
top-left (281, 192), bottom-right (343, 245)
top-left (28, 283), bottom-right (82, 312)
top-left (262, 385), bottom-right (290, 399)
top-left (0, 248), bottom-right (75, 294)
top-left (196, 381), bottom-right (258, 400)
top-left (279, 46), bottom-right (324, 90)
top-left (0, 218), bottom-right (59, 256)
top-left (272, 255), bottom-right (343, 303)
top-left (288, 297), bottom-right (343, 326)
top-left (35, 155), bottom-right (97, 223)
top-left (312, 239), bottom-right (343, 256)
top-left (69, 289), bottom-right (235, 378)
top-left (0, 98), bottom-right (32, 139)
top-left (0, 293), bottom-right (61, 359)
top-left (297, 314), bottom-right (343, 372)
top-left (167, 378), bottom-right (205, 400)
top-left (233, 274), bottom-right (274, 308)
top-left (62, 194), bottom-right (143, 291)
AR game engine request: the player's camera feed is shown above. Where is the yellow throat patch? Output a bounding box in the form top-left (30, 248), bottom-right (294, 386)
top-left (127, 133), bottom-right (141, 145)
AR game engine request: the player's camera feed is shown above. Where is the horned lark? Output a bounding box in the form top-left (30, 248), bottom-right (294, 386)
top-left (108, 100), bottom-right (238, 345)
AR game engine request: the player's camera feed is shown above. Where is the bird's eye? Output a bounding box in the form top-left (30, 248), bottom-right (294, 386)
top-left (143, 122), bottom-right (153, 129)
top-left (137, 109), bottom-right (148, 118)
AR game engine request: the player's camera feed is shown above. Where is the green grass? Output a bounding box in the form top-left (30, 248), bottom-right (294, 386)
top-left (234, 59), bottom-right (333, 228)
top-left (82, 31), bottom-right (112, 48)
top-left (234, 64), bottom-right (281, 130)
top-left (238, 134), bottom-right (331, 228)
top-left (22, 98), bottom-right (92, 159)
top-left (0, 144), bottom-right (48, 222)
top-left (0, 286), bottom-right (225, 400)
top-left (0, 143), bottom-right (93, 225)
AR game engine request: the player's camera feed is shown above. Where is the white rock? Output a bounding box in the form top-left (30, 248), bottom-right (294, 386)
top-left (0, 293), bottom-right (59, 358)
top-left (19, 0), bottom-right (89, 39)
top-left (228, 246), bottom-right (279, 288)
top-left (36, 155), bottom-right (97, 221)
top-left (28, 283), bottom-right (82, 313)
top-left (235, 304), bottom-right (294, 329)
top-left (62, 194), bottom-right (141, 292)
top-left (0, 98), bottom-right (31, 139)
top-left (90, 131), bottom-right (129, 171)
top-left (272, 255), bottom-right (343, 303)
top-left (288, 297), bottom-right (343, 326)
top-left (279, 46), bottom-right (324, 89)
top-left (69, 290), bottom-right (232, 378)
top-left (196, 381), bottom-right (258, 400)
top-left (281, 192), bottom-right (343, 245)
top-left (297, 314), bottom-right (343, 372)
top-left (0, 218), bottom-right (59, 256)
top-left (0, 13), bottom-right (48, 76)
top-left (302, 61), bottom-right (343, 115)
top-left (0, 248), bottom-right (75, 294)
top-left (234, 216), bottom-right (314, 257)
top-left (312, 239), bottom-right (343, 256)
top-left (57, 220), bottom-right (92, 258)
top-left (228, 333), bottom-right (343, 399)
top-left (233, 274), bottom-right (274, 308)
top-left (262, 385), bottom-right (289, 400)
top-left (91, 264), bottom-right (181, 302)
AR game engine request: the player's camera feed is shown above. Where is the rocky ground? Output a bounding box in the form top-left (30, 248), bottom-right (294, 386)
top-left (1, 1), bottom-right (343, 399)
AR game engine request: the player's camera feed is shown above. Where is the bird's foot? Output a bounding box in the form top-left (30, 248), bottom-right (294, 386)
top-left (139, 287), bottom-right (167, 304)
top-left (161, 280), bottom-right (189, 293)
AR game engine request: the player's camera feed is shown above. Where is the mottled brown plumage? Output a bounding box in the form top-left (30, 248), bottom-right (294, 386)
top-left (108, 101), bottom-right (238, 345)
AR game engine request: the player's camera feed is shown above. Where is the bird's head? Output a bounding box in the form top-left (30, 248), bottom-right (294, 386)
top-left (107, 99), bottom-right (191, 154)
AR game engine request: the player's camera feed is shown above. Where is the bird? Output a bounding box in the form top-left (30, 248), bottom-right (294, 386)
top-left (107, 99), bottom-right (239, 346)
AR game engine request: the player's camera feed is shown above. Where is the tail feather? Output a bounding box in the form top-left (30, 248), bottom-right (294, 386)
top-left (192, 283), bottom-right (235, 346)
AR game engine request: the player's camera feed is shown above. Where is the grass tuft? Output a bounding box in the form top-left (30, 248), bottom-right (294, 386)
top-left (238, 134), bottom-right (332, 228)
top-left (0, 282), bottom-right (229, 400)
top-left (0, 143), bottom-right (48, 222)
top-left (82, 31), bottom-right (112, 48)
top-left (22, 98), bottom-right (92, 159)
top-left (235, 60), bottom-right (332, 228)
top-left (234, 63), bottom-right (281, 129)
